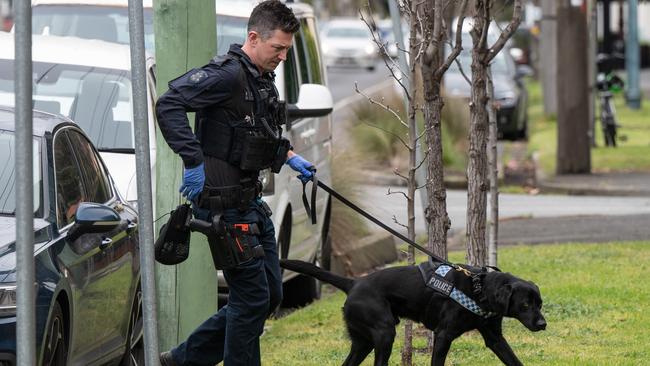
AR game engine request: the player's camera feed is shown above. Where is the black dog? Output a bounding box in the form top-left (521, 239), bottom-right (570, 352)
top-left (280, 259), bottom-right (546, 366)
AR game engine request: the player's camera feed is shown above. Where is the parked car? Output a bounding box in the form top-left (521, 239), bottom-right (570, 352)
top-left (28, 0), bottom-right (335, 307)
top-left (0, 32), bottom-right (158, 208)
top-left (443, 41), bottom-right (529, 140)
top-left (376, 18), bottom-right (409, 59)
top-left (320, 17), bottom-right (379, 71)
top-left (0, 107), bottom-right (143, 366)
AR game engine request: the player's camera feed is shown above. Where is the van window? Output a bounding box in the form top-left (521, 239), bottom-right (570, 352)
top-left (284, 47), bottom-right (300, 104)
top-left (293, 18), bottom-right (323, 85)
top-left (300, 18), bottom-right (323, 85)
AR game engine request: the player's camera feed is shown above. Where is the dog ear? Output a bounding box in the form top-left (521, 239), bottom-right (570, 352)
top-left (494, 283), bottom-right (512, 315)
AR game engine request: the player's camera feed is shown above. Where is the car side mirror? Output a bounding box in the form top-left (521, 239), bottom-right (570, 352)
top-left (67, 202), bottom-right (121, 241)
top-left (287, 84), bottom-right (334, 127)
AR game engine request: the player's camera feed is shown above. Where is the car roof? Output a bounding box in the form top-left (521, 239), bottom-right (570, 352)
top-left (0, 106), bottom-right (73, 137)
top-left (0, 32), bottom-right (132, 70)
top-left (30, 0), bottom-right (313, 18)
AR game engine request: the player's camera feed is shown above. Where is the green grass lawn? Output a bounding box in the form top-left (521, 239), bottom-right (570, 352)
top-left (526, 80), bottom-right (650, 176)
top-left (261, 242), bottom-right (650, 365)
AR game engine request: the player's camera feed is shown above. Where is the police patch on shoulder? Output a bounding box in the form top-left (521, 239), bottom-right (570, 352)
top-left (189, 70), bottom-right (208, 84)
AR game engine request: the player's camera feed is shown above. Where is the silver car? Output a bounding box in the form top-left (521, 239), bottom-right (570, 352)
top-left (321, 18), bottom-right (379, 71)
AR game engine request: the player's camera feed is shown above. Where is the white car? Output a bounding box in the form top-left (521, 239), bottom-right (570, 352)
top-left (28, 0), bottom-right (335, 307)
top-left (320, 17), bottom-right (380, 71)
top-left (0, 32), bottom-right (157, 209)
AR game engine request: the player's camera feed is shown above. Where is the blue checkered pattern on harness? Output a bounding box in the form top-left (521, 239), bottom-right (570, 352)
top-left (450, 289), bottom-right (490, 317)
top-left (435, 265), bottom-right (452, 277)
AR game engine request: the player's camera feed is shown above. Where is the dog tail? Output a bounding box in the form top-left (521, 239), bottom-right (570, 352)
top-left (280, 259), bottom-right (354, 293)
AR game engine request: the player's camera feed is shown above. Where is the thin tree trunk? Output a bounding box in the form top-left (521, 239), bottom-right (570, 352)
top-left (467, 6), bottom-right (490, 266)
top-left (401, 1), bottom-right (420, 363)
top-left (487, 68), bottom-right (498, 267)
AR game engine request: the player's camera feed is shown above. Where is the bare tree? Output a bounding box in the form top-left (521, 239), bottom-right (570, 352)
top-left (466, 0), bottom-right (522, 266)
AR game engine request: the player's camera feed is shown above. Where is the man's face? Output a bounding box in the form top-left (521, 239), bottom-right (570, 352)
top-left (250, 29), bottom-right (293, 72)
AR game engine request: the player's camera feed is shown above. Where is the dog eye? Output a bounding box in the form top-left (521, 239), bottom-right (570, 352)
top-left (522, 303), bottom-right (529, 309)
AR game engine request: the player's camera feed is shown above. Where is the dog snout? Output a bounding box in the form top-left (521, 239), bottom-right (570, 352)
top-left (535, 318), bottom-right (547, 331)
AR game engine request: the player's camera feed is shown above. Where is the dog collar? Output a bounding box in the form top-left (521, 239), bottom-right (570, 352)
top-left (418, 262), bottom-right (496, 319)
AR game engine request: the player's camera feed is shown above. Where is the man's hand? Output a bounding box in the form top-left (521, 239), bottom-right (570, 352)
top-left (286, 154), bottom-right (315, 183)
top-left (179, 163), bottom-right (205, 200)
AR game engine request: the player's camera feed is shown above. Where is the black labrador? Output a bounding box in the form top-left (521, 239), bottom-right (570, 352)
top-left (280, 259), bottom-right (546, 366)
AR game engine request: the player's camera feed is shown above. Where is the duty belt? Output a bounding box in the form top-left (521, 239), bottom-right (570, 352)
top-left (198, 181), bottom-right (261, 212)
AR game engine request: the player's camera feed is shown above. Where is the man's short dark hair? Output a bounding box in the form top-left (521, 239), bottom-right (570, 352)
top-left (248, 0), bottom-right (300, 39)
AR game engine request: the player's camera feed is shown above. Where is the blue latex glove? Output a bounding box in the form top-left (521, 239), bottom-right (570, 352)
top-left (179, 163), bottom-right (205, 200)
top-left (286, 154), bottom-right (315, 183)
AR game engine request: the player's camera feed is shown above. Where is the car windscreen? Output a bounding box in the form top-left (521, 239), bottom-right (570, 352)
top-left (32, 5), bottom-right (155, 53)
top-left (0, 60), bottom-right (135, 152)
top-left (0, 131), bottom-right (42, 216)
top-left (31, 5), bottom-right (247, 56)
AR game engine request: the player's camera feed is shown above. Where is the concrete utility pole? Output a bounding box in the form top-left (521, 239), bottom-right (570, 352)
top-left (556, 0), bottom-right (591, 174)
top-left (153, 0), bottom-right (217, 351)
top-left (626, 0), bottom-right (642, 109)
top-left (540, 0), bottom-right (558, 116)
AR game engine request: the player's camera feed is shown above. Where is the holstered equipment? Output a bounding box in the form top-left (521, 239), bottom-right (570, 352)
top-left (190, 215), bottom-right (265, 270)
top-left (154, 203), bottom-right (192, 265)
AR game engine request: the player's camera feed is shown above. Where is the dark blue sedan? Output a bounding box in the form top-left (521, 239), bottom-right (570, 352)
top-left (0, 107), bottom-right (143, 365)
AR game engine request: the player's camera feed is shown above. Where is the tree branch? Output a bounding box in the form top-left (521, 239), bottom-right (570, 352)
top-left (487, 0), bottom-right (522, 63)
top-left (387, 187), bottom-right (410, 201)
top-left (434, 0), bottom-right (470, 81)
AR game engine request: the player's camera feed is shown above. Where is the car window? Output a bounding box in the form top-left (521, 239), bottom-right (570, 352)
top-left (66, 130), bottom-right (112, 204)
top-left (284, 47), bottom-right (300, 104)
top-left (326, 26), bottom-right (369, 38)
top-left (54, 130), bottom-right (85, 227)
top-left (0, 60), bottom-right (134, 151)
top-left (0, 130), bottom-right (41, 216)
top-left (216, 15), bottom-right (248, 55)
top-left (297, 17), bottom-right (324, 85)
top-left (32, 5), bottom-right (156, 53)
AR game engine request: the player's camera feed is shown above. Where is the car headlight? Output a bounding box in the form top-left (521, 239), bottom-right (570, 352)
top-left (364, 44), bottom-right (375, 55)
top-left (0, 284), bottom-right (17, 317)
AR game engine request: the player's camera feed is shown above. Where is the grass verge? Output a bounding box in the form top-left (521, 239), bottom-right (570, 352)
top-left (261, 241), bottom-right (650, 365)
top-left (527, 80), bottom-right (650, 176)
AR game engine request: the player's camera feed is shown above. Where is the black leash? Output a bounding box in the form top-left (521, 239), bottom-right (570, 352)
top-left (301, 176), bottom-right (456, 268)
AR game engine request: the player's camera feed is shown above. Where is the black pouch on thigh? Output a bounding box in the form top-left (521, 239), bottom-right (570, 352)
top-left (207, 218), bottom-right (265, 270)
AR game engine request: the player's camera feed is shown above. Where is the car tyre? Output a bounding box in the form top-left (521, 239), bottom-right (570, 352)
top-left (41, 302), bottom-right (67, 366)
top-left (121, 287), bottom-right (144, 366)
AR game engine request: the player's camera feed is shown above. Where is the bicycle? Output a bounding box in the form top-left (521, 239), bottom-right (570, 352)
top-left (596, 53), bottom-right (625, 147)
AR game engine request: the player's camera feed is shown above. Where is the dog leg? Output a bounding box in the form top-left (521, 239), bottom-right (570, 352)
top-left (478, 327), bottom-right (523, 366)
top-left (370, 327), bottom-right (395, 366)
top-left (430, 331), bottom-right (455, 366)
top-left (341, 339), bottom-right (373, 366)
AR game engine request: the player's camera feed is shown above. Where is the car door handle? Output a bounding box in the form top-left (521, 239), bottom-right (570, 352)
top-left (100, 237), bottom-right (112, 250)
top-left (300, 128), bottom-right (316, 139)
top-left (127, 222), bottom-right (138, 231)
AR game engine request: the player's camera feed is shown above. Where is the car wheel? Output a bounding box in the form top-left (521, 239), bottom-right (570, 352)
top-left (121, 287), bottom-right (144, 366)
top-left (41, 302), bottom-right (67, 366)
top-left (518, 117), bottom-right (529, 141)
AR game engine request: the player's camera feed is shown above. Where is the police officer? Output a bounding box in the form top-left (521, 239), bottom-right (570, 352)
top-left (155, 1), bottom-right (314, 365)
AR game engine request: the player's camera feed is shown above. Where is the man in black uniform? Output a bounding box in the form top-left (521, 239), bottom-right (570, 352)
top-left (155, 1), bottom-right (314, 365)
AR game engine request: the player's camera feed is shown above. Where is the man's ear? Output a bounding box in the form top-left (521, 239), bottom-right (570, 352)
top-left (247, 30), bottom-right (259, 45)
top-left (494, 283), bottom-right (512, 315)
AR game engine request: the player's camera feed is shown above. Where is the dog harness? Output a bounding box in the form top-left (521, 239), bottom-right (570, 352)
top-left (418, 260), bottom-right (496, 319)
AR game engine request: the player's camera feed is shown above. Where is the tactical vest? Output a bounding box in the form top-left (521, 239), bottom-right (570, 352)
top-left (195, 53), bottom-right (290, 174)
